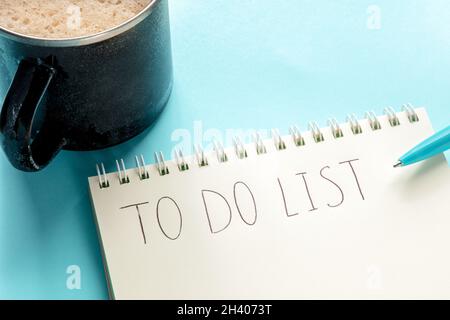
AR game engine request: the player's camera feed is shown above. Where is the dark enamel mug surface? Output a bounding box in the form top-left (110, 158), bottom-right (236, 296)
top-left (0, 0), bottom-right (173, 172)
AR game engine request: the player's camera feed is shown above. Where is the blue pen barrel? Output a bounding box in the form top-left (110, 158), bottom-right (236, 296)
top-left (400, 125), bottom-right (450, 165)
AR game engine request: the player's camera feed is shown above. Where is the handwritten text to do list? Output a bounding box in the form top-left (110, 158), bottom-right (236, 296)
top-left (119, 159), bottom-right (365, 244)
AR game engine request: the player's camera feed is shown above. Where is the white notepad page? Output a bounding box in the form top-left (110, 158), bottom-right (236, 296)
top-left (89, 108), bottom-right (450, 299)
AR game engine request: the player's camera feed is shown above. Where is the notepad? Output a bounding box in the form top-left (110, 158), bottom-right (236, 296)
top-left (89, 107), bottom-right (450, 299)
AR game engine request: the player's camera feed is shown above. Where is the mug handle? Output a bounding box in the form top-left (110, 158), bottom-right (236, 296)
top-left (0, 57), bottom-right (67, 172)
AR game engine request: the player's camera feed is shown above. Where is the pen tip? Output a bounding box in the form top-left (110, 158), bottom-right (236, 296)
top-left (393, 161), bottom-right (403, 168)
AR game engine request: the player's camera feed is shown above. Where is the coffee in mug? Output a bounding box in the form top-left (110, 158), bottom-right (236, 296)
top-left (0, 0), bottom-right (173, 172)
top-left (0, 0), bottom-right (151, 39)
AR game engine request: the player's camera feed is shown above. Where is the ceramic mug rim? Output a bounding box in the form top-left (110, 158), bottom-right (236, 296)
top-left (0, 0), bottom-right (160, 47)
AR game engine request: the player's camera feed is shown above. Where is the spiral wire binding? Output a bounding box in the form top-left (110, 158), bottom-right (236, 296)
top-left (96, 163), bottom-right (109, 189)
top-left (213, 140), bottom-right (228, 162)
top-left (308, 122), bottom-right (324, 143)
top-left (194, 145), bottom-right (209, 167)
top-left (365, 111), bottom-right (382, 130)
top-left (155, 151), bottom-right (169, 176)
top-left (233, 137), bottom-right (248, 159)
top-left (116, 159), bottom-right (130, 184)
top-left (253, 132), bottom-right (267, 155)
top-left (402, 103), bottom-right (419, 123)
top-left (271, 129), bottom-right (286, 150)
top-left (347, 114), bottom-right (363, 134)
top-left (95, 105), bottom-right (421, 189)
top-left (174, 149), bottom-right (190, 171)
top-left (327, 118), bottom-right (344, 138)
top-left (135, 155), bottom-right (149, 180)
top-left (289, 126), bottom-right (305, 146)
top-left (384, 107), bottom-right (400, 127)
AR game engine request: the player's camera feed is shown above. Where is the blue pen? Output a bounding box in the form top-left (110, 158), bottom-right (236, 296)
top-left (394, 125), bottom-right (450, 167)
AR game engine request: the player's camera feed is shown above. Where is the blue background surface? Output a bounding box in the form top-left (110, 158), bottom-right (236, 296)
top-left (0, 0), bottom-right (449, 299)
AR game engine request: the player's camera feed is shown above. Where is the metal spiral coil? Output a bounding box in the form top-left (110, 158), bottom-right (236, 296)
top-left (95, 105), bottom-right (420, 189)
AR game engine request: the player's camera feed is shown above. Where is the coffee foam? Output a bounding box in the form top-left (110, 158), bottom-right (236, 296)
top-left (0, 0), bottom-right (151, 39)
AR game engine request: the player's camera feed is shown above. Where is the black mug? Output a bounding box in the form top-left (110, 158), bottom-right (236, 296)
top-left (0, 0), bottom-right (173, 172)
